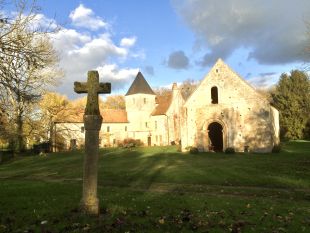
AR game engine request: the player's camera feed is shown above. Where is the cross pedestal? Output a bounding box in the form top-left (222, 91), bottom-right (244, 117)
top-left (74, 71), bottom-right (111, 215)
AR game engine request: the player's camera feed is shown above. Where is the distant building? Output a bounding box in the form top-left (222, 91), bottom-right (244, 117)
top-left (53, 71), bottom-right (184, 150)
top-left (54, 59), bottom-right (279, 152)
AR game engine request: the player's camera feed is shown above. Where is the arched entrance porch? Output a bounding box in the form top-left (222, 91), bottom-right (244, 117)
top-left (208, 122), bottom-right (223, 152)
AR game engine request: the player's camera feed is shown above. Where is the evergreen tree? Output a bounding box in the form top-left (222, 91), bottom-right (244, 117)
top-left (272, 70), bottom-right (310, 140)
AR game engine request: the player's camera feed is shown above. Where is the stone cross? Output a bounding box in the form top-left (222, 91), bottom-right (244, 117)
top-left (74, 71), bottom-right (111, 115)
top-left (74, 71), bottom-right (111, 215)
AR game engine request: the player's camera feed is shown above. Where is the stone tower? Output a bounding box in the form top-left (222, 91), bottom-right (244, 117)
top-left (125, 72), bottom-right (156, 144)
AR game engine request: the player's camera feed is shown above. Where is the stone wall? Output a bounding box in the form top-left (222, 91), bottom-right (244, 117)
top-left (151, 115), bottom-right (168, 146)
top-left (181, 59), bottom-right (279, 152)
top-left (125, 93), bottom-right (156, 145)
top-left (166, 84), bottom-right (184, 145)
top-left (100, 123), bottom-right (129, 147)
top-left (54, 122), bottom-right (129, 149)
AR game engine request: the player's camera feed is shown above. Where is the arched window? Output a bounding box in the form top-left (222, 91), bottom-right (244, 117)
top-left (211, 86), bottom-right (218, 104)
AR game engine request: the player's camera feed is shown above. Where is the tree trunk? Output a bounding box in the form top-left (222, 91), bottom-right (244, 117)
top-left (16, 113), bottom-right (24, 154)
top-left (48, 121), bottom-right (53, 152)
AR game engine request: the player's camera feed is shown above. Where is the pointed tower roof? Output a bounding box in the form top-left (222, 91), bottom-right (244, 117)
top-left (125, 72), bottom-right (155, 96)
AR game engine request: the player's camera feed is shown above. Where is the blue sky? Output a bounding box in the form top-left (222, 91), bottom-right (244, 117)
top-left (10, 0), bottom-right (310, 98)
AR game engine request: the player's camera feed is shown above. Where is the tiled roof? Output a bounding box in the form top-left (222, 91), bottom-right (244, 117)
top-left (55, 109), bottom-right (128, 123)
top-left (101, 109), bottom-right (128, 123)
top-left (151, 94), bottom-right (172, 116)
top-left (125, 72), bottom-right (155, 96)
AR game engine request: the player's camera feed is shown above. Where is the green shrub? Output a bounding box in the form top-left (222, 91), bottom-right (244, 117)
top-left (272, 144), bottom-right (281, 153)
top-left (122, 138), bottom-right (144, 148)
top-left (116, 140), bottom-right (123, 147)
top-left (225, 147), bottom-right (235, 154)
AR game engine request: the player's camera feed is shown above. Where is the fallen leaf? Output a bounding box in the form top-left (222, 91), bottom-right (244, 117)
top-left (159, 218), bottom-right (165, 224)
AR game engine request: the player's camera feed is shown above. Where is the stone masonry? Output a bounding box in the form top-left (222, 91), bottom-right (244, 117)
top-left (55, 59), bottom-right (279, 153)
top-left (181, 59), bottom-right (279, 152)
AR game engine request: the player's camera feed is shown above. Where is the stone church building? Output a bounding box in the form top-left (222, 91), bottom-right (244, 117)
top-left (180, 59), bottom-right (279, 152)
top-left (54, 59), bottom-right (279, 152)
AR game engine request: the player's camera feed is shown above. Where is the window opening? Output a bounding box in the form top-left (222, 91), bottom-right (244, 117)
top-left (211, 86), bottom-right (218, 104)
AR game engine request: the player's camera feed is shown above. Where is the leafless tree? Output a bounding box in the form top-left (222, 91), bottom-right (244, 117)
top-left (38, 92), bottom-right (71, 146)
top-left (102, 95), bottom-right (126, 109)
top-left (154, 87), bottom-right (172, 97)
top-left (0, 0), bottom-right (63, 152)
top-left (180, 79), bottom-right (200, 101)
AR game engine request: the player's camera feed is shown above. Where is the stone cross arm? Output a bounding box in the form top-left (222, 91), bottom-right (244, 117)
top-left (74, 70), bottom-right (111, 115)
top-left (74, 82), bottom-right (111, 94)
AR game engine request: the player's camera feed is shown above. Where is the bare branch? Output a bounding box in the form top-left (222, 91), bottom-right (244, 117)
top-left (0, 0), bottom-right (63, 151)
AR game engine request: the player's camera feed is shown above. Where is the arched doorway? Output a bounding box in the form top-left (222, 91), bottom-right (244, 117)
top-left (208, 122), bottom-right (223, 152)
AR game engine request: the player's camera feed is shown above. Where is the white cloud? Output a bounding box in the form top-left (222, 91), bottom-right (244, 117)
top-left (96, 64), bottom-right (139, 90)
top-left (172, 0), bottom-right (310, 66)
top-left (51, 29), bottom-right (91, 53)
top-left (50, 27), bottom-right (140, 98)
top-left (69, 4), bottom-right (107, 30)
top-left (31, 13), bottom-right (58, 30)
top-left (4, 4), bottom-right (141, 98)
top-left (130, 49), bottom-right (146, 59)
top-left (247, 73), bottom-right (280, 89)
top-left (6, 11), bottom-right (58, 31)
top-left (66, 34), bottom-right (128, 69)
top-left (120, 37), bottom-right (137, 47)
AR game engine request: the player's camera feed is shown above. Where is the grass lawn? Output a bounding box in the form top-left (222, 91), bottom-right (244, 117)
top-left (0, 141), bottom-right (309, 232)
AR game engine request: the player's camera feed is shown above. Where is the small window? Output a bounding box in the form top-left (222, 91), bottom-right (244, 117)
top-left (211, 86), bottom-right (218, 104)
top-left (145, 122), bottom-right (148, 128)
top-left (125, 126), bottom-right (127, 131)
top-left (107, 126), bottom-right (110, 132)
top-left (144, 98), bottom-right (147, 104)
top-left (81, 126), bottom-right (85, 133)
top-left (155, 121), bottom-right (157, 129)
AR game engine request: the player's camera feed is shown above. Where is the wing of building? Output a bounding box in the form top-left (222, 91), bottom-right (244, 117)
top-left (53, 59), bottom-right (279, 152)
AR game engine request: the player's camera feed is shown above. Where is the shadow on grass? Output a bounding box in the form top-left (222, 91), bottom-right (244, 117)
top-left (0, 142), bottom-right (309, 232)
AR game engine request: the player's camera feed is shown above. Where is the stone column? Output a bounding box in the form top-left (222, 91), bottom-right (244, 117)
top-left (81, 114), bottom-right (102, 215)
